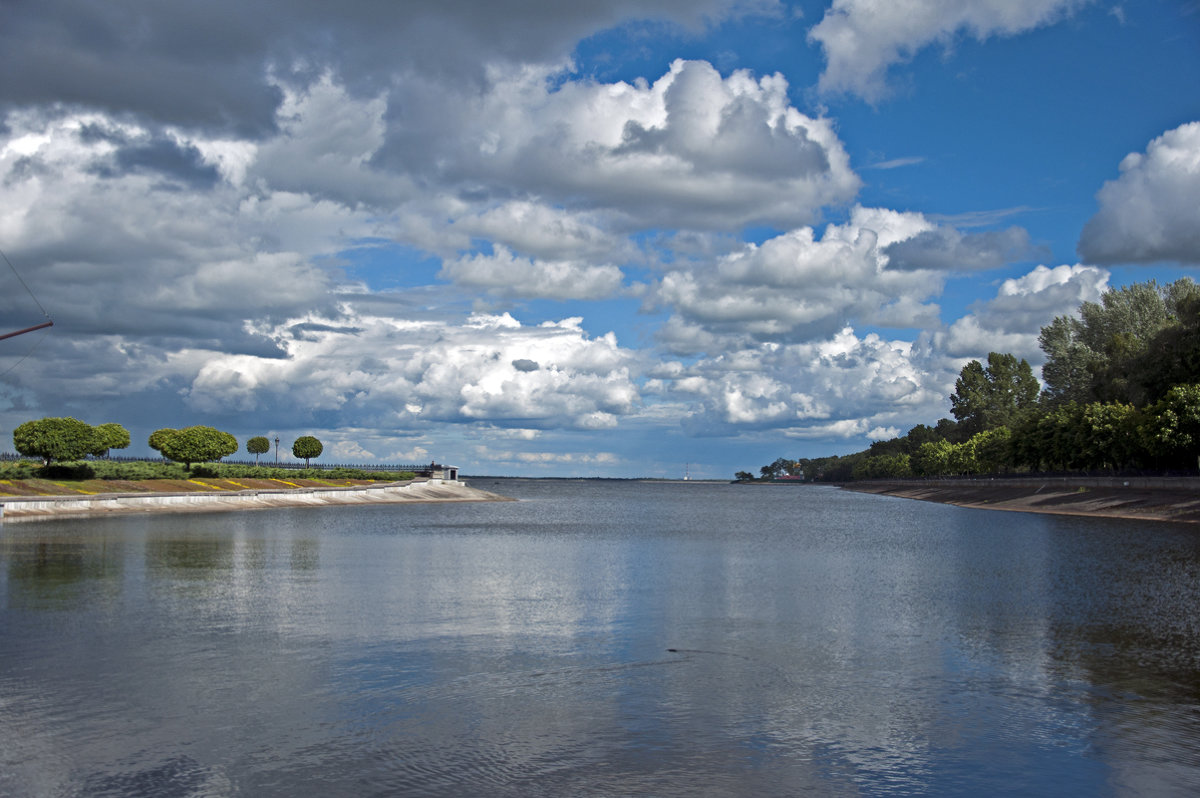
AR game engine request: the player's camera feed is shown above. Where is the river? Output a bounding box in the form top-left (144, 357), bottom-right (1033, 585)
top-left (2, 479), bottom-right (1198, 796)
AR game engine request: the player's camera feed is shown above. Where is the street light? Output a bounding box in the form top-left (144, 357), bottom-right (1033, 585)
top-left (275, 436), bottom-right (280, 465)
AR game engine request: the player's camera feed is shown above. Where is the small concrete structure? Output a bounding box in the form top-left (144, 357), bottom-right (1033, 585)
top-left (427, 462), bottom-right (459, 481)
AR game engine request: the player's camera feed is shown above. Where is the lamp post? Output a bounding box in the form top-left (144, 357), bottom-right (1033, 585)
top-left (275, 436), bottom-right (280, 465)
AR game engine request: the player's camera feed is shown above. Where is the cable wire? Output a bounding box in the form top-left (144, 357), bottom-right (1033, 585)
top-left (1, 246), bottom-right (52, 320)
top-left (0, 246), bottom-right (54, 378)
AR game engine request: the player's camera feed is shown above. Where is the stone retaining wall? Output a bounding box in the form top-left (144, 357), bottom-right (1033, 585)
top-left (0, 479), bottom-right (476, 521)
top-left (877, 476), bottom-right (1200, 491)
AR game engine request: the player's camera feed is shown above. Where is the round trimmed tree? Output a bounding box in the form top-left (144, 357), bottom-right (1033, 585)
top-left (13, 417), bottom-right (102, 465)
top-left (292, 435), bottom-right (323, 468)
top-left (246, 436), bottom-right (270, 464)
top-left (94, 423), bottom-right (131, 457)
top-left (148, 428), bottom-right (178, 458)
top-left (155, 426), bottom-right (239, 470)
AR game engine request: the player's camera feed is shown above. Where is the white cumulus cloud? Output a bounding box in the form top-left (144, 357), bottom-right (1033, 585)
top-left (940, 263), bottom-right (1109, 360)
top-left (440, 246), bottom-right (625, 300)
top-left (185, 310), bottom-right (640, 433)
top-left (649, 206), bottom-right (949, 351)
top-left (1077, 121), bottom-right (1200, 265)
top-left (809, 0), bottom-right (1090, 101)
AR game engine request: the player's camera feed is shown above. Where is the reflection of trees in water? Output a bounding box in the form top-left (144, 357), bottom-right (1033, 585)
top-left (232, 536), bottom-right (319, 572)
top-left (6, 539), bottom-right (124, 609)
top-left (146, 537), bottom-right (233, 577)
top-left (1051, 620), bottom-right (1200, 705)
top-left (143, 532), bottom-right (319, 586)
top-left (1046, 530), bottom-right (1200, 706)
top-left (290, 537), bottom-right (319, 571)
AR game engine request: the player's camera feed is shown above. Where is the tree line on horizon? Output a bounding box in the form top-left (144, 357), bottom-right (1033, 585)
top-left (739, 277), bottom-right (1200, 482)
top-left (10, 418), bottom-right (325, 470)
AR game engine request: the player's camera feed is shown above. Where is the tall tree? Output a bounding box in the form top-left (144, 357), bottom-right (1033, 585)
top-left (1132, 293), bottom-right (1200, 404)
top-left (1038, 315), bottom-right (1094, 405)
top-left (949, 352), bottom-right (1039, 437)
top-left (1040, 278), bottom-right (1200, 406)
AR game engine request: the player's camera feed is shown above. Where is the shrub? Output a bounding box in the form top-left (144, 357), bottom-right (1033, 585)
top-left (40, 463), bottom-right (96, 480)
top-left (0, 460), bottom-right (42, 480)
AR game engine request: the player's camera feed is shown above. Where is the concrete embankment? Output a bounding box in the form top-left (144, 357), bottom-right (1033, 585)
top-left (843, 476), bottom-right (1200, 524)
top-left (0, 479), bottom-right (512, 523)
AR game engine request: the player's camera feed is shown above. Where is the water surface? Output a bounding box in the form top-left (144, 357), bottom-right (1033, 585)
top-left (2, 480), bottom-right (1199, 796)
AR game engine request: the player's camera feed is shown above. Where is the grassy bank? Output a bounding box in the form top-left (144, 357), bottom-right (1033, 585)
top-left (0, 459), bottom-right (418, 498)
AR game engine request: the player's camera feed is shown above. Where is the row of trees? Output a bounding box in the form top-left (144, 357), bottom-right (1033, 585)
top-left (12, 418), bottom-right (131, 466)
top-left (12, 417), bottom-right (324, 470)
top-left (740, 277), bottom-right (1200, 481)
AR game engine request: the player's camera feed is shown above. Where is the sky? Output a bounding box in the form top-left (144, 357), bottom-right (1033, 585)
top-left (1, 0), bottom-right (1198, 479)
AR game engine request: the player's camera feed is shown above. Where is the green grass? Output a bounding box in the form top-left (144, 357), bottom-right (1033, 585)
top-left (1, 459), bottom-right (416, 483)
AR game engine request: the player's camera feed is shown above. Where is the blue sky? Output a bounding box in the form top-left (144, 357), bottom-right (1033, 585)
top-left (1, 0), bottom-right (1198, 478)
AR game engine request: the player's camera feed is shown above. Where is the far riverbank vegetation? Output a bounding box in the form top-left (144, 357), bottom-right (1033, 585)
top-left (737, 277), bottom-right (1200, 483)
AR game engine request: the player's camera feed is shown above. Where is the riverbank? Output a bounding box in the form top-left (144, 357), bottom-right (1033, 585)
top-left (0, 479), bottom-right (512, 522)
top-left (843, 477), bottom-right (1200, 524)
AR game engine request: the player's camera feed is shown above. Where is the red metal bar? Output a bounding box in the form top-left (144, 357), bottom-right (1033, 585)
top-left (0, 319), bottom-right (53, 341)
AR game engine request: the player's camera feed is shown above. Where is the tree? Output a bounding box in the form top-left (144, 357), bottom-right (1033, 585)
top-left (949, 352), bottom-right (1039, 437)
top-left (758, 457), bottom-right (795, 480)
top-left (852, 453), bottom-right (912, 480)
top-left (246, 436), bottom-right (270, 465)
top-left (733, 471), bottom-right (755, 482)
top-left (1040, 278), bottom-right (1200, 406)
top-left (934, 417), bottom-right (964, 443)
top-left (155, 426), bottom-right (238, 469)
top-left (1141, 384), bottom-right (1200, 469)
top-left (292, 435), bottom-right (323, 468)
top-left (911, 439), bottom-right (953, 477)
top-left (971, 427), bottom-right (1013, 474)
top-left (903, 423), bottom-right (944, 450)
top-left (94, 423), bottom-right (131, 457)
top-left (148, 428), bottom-right (178, 458)
top-left (13, 417), bottom-right (103, 465)
top-left (1038, 315), bottom-right (1094, 405)
top-left (1079, 402), bottom-right (1141, 471)
top-left (1132, 293), bottom-right (1200, 404)
top-left (947, 438), bottom-right (979, 475)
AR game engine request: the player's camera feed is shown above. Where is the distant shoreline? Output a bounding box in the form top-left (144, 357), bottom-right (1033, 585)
top-left (842, 477), bottom-right (1200, 525)
top-left (0, 480), bottom-right (513, 523)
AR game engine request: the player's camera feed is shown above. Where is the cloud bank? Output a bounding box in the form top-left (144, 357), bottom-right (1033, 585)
top-left (1, 0), bottom-right (1193, 477)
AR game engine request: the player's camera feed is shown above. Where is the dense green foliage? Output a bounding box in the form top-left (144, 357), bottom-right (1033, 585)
top-left (740, 277), bottom-right (1200, 481)
top-left (0, 458), bottom-right (417, 482)
top-left (148, 428), bottom-right (178, 457)
top-left (12, 417), bottom-right (128, 465)
top-left (246, 435), bottom-right (271, 464)
top-left (1040, 279), bottom-right (1200, 407)
top-left (292, 435), bottom-right (323, 467)
top-left (949, 353), bottom-right (1038, 437)
top-left (152, 425), bottom-right (239, 469)
top-left (6, 419), bottom-right (416, 482)
top-left (95, 422), bottom-right (132, 456)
